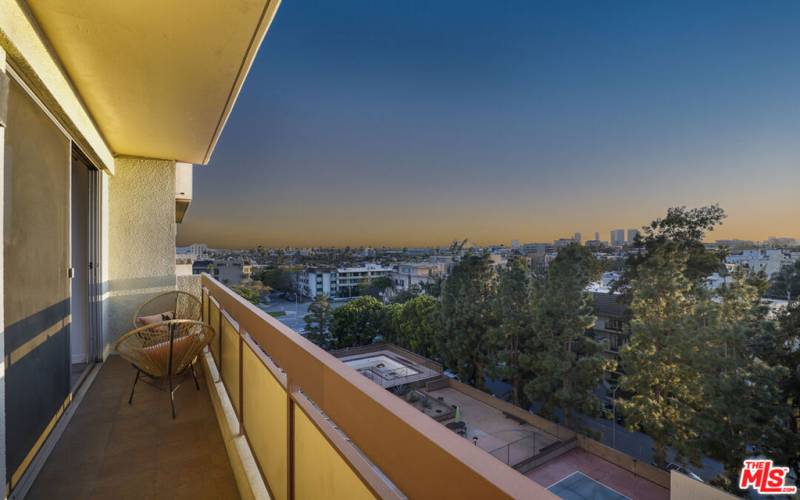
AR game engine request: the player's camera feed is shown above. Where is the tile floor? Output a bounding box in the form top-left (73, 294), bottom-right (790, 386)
top-left (27, 355), bottom-right (239, 500)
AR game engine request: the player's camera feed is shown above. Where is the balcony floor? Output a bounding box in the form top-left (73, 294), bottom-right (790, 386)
top-left (28, 355), bottom-right (239, 500)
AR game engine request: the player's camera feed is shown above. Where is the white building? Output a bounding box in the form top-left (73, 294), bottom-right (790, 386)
top-left (297, 263), bottom-right (393, 298)
top-left (391, 263), bottom-right (439, 291)
top-left (726, 249), bottom-right (797, 279)
top-left (334, 264), bottom-right (393, 297)
top-left (627, 229), bottom-right (639, 243)
top-left (296, 268), bottom-right (334, 298)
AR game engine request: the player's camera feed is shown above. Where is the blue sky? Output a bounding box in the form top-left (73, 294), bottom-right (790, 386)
top-left (178, 1), bottom-right (800, 247)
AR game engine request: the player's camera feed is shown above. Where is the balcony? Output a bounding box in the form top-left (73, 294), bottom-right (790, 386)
top-left (24, 274), bottom-right (716, 500)
top-left (26, 274), bottom-right (545, 500)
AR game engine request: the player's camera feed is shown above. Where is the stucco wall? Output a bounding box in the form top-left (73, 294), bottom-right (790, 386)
top-left (104, 157), bottom-right (177, 350)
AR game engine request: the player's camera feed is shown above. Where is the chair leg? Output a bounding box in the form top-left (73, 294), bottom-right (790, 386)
top-left (169, 372), bottom-right (176, 419)
top-left (190, 362), bottom-right (200, 391)
top-left (128, 369), bottom-right (140, 405)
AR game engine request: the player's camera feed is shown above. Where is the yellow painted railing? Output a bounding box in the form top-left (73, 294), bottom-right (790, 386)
top-left (201, 274), bottom-right (553, 500)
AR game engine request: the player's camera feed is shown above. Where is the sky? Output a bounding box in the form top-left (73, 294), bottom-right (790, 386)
top-left (177, 0), bottom-right (800, 249)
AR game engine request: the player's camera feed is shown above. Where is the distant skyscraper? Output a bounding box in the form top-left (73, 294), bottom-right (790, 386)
top-left (594, 232), bottom-right (600, 241)
top-left (511, 239), bottom-right (520, 250)
top-left (627, 229), bottom-right (639, 243)
top-left (574, 232), bottom-right (582, 244)
top-left (611, 229), bottom-right (625, 246)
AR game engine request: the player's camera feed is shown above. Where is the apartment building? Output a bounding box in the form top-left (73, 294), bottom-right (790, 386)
top-left (297, 263), bottom-right (393, 298)
top-left (296, 267), bottom-right (335, 298)
top-left (334, 263), bottom-right (393, 297)
top-left (726, 249), bottom-right (798, 278)
top-left (610, 229), bottom-right (626, 247)
top-left (216, 260), bottom-right (253, 285)
top-left (191, 259), bottom-right (252, 286)
top-left (390, 262), bottom-right (440, 291)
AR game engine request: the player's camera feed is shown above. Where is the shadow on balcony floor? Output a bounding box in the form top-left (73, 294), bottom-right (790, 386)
top-left (27, 355), bottom-right (240, 500)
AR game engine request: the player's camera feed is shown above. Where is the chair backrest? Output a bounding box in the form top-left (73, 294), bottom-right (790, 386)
top-left (114, 320), bottom-right (216, 378)
top-left (133, 291), bottom-right (201, 328)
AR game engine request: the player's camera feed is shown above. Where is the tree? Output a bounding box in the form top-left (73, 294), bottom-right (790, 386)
top-left (618, 245), bottom-right (706, 466)
top-left (390, 295), bottom-right (440, 359)
top-left (616, 205), bottom-right (726, 299)
top-left (747, 300), bottom-right (800, 484)
top-left (690, 273), bottom-right (794, 491)
top-left (331, 296), bottom-right (387, 348)
top-left (359, 276), bottom-right (394, 299)
top-left (421, 275), bottom-right (445, 298)
top-left (767, 260), bottom-right (800, 300)
top-left (523, 244), bottom-right (612, 429)
top-left (304, 294), bottom-right (333, 348)
top-left (257, 267), bottom-right (294, 293)
top-left (389, 284), bottom-right (423, 304)
top-left (440, 254), bottom-right (497, 389)
top-left (232, 281), bottom-right (270, 305)
top-left (494, 256), bottom-right (534, 406)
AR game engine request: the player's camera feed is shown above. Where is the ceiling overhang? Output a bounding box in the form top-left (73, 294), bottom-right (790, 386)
top-left (25, 0), bottom-right (280, 164)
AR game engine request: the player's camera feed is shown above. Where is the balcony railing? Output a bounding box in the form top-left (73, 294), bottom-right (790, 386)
top-left (200, 274), bottom-right (550, 499)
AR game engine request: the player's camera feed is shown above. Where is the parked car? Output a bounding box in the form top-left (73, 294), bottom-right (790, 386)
top-left (665, 463), bottom-right (703, 482)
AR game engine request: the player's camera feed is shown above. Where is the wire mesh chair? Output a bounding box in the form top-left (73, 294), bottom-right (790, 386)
top-left (133, 290), bottom-right (201, 328)
top-left (114, 319), bottom-right (216, 418)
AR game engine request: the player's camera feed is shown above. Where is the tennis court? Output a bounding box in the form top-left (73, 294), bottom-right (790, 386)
top-left (548, 471), bottom-right (631, 500)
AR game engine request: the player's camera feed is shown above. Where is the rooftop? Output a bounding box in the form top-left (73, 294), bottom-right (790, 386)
top-left (423, 386), bottom-right (559, 468)
top-left (338, 348), bottom-right (440, 389)
top-left (333, 343), bottom-right (675, 499)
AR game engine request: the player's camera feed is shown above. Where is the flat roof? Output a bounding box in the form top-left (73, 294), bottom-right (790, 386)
top-left (339, 349), bottom-right (440, 388)
top-left (423, 387), bottom-right (559, 467)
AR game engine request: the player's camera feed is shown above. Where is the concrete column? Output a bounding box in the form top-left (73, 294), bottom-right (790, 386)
top-left (103, 157), bottom-right (177, 354)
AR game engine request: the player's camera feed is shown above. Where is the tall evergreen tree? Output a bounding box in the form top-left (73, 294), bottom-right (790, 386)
top-left (440, 254), bottom-right (498, 389)
top-left (523, 244), bottom-right (612, 429)
top-left (748, 300), bottom-right (800, 484)
top-left (304, 294), bottom-right (333, 348)
top-left (494, 256), bottom-right (534, 406)
top-left (767, 260), bottom-right (800, 300)
top-left (692, 272), bottom-right (790, 492)
top-left (615, 205), bottom-right (726, 299)
top-left (618, 245), bottom-right (705, 466)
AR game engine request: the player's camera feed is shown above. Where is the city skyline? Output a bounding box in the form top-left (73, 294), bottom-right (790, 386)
top-left (177, 1), bottom-right (800, 248)
top-left (179, 224), bottom-right (798, 250)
